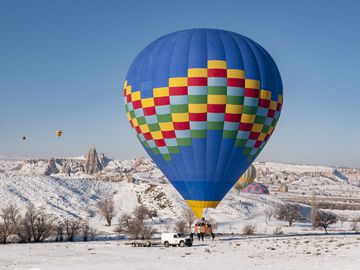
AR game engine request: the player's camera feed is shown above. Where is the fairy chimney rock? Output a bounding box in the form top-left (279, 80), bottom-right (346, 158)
top-left (85, 146), bottom-right (103, 175)
top-left (45, 158), bottom-right (59, 175)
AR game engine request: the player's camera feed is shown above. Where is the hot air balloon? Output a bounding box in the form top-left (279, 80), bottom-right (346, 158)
top-left (278, 183), bottom-right (288, 192)
top-left (22, 136), bottom-right (26, 141)
top-left (123, 29), bottom-right (283, 217)
top-left (242, 183), bottom-right (270, 195)
top-left (56, 130), bottom-right (63, 138)
top-left (234, 164), bottom-right (256, 191)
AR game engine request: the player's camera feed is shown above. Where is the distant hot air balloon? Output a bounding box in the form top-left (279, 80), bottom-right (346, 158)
top-left (242, 183), bottom-right (269, 195)
top-left (22, 136), bottom-right (26, 141)
top-left (234, 164), bottom-right (256, 191)
top-left (278, 183), bottom-right (288, 192)
top-left (123, 29), bottom-right (283, 217)
top-left (56, 130), bottom-right (63, 138)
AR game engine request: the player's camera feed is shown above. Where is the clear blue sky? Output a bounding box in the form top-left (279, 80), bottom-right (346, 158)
top-left (0, 0), bottom-right (359, 168)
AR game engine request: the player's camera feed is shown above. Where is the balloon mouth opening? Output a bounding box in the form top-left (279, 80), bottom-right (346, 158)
top-left (186, 200), bottom-right (220, 218)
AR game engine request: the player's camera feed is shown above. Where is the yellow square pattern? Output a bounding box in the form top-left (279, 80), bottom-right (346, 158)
top-left (188, 68), bottom-right (207, 77)
top-left (169, 77), bottom-right (188, 87)
top-left (241, 114), bottom-right (256, 124)
top-left (208, 60), bottom-right (227, 69)
top-left (132, 118), bottom-right (139, 127)
top-left (172, 112), bottom-right (189, 122)
top-left (153, 87), bottom-right (169, 97)
top-left (258, 133), bottom-right (266, 141)
top-left (227, 69), bottom-right (244, 79)
top-left (131, 91), bottom-right (141, 101)
top-left (245, 79), bottom-right (260, 89)
top-left (125, 85), bottom-right (131, 96)
top-left (251, 123), bottom-right (263, 132)
top-left (260, 89), bottom-right (272, 100)
top-left (267, 126), bottom-right (274, 135)
top-left (208, 95), bottom-right (226, 104)
top-left (151, 131), bottom-right (163, 140)
top-left (159, 122), bottom-right (174, 131)
top-left (141, 98), bottom-right (155, 108)
top-left (189, 104), bottom-right (207, 113)
top-left (225, 104), bottom-right (243, 114)
top-left (270, 101), bottom-right (277, 110)
top-left (139, 124), bottom-right (150, 133)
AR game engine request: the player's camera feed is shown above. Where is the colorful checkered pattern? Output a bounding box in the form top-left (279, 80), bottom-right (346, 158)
top-left (124, 60), bottom-right (283, 162)
top-left (242, 182), bottom-right (270, 195)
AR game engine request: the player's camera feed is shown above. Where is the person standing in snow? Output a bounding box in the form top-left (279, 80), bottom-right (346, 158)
top-left (195, 222), bottom-right (201, 241)
top-left (200, 224), bottom-right (206, 241)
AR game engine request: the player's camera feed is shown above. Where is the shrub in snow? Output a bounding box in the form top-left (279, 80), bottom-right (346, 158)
top-left (276, 203), bottom-right (303, 227)
top-left (242, 224), bottom-right (256, 235)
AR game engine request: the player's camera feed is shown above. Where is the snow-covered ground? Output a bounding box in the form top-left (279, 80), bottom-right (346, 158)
top-left (1, 234), bottom-right (359, 270)
top-left (0, 156), bottom-right (360, 269)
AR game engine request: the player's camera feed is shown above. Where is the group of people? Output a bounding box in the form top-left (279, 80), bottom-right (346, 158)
top-left (190, 220), bottom-right (215, 241)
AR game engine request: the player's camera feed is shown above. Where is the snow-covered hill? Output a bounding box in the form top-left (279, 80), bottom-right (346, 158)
top-left (1, 155), bottom-right (360, 235)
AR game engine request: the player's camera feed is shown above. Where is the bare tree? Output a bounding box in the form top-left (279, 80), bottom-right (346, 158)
top-left (82, 221), bottom-right (90, 241)
top-left (97, 195), bottom-right (116, 226)
top-left (54, 219), bottom-right (64, 242)
top-left (7, 204), bottom-right (30, 243)
top-left (89, 226), bottom-right (98, 241)
top-left (24, 205), bottom-right (54, 242)
top-left (265, 209), bottom-right (275, 221)
top-left (133, 205), bottom-right (151, 223)
top-left (6, 204), bottom-right (53, 243)
top-left (313, 210), bottom-right (338, 234)
top-left (276, 203), bottom-right (303, 227)
top-left (140, 224), bottom-right (157, 240)
top-left (0, 205), bottom-right (15, 244)
top-left (174, 219), bottom-right (187, 234)
top-left (80, 220), bottom-right (97, 241)
top-left (115, 209), bottom-right (156, 240)
top-left (182, 207), bottom-right (195, 228)
top-left (64, 218), bottom-right (82, 241)
top-left (115, 214), bottom-right (143, 239)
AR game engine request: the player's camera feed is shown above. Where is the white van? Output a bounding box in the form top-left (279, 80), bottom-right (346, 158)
top-left (161, 233), bottom-right (192, 247)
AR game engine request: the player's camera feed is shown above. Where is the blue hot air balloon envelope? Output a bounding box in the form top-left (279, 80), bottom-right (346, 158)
top-left (123, 29), bottom-right (283, 217)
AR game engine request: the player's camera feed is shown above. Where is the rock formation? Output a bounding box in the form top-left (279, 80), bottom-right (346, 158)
top-left (44, 158), bottom-right (59, 176)
top-left (85, 146), bottom-right (103, 175)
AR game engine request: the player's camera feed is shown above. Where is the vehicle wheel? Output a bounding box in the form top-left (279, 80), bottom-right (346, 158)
top-left (131, 243), bottom-right (136, 247)
top-left (179, 241), bottom-right (185, 247)
top-left (146, 241), bottom-right (151, 247)
top-left (164, 241), bottom-right (170, 248)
